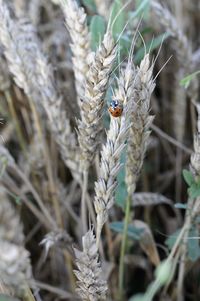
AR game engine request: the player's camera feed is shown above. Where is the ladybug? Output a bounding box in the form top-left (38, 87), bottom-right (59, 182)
top-left (108, 100), bottom-right (123, 117)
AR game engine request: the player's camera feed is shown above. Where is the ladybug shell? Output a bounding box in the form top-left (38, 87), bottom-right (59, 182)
top-left (108, 106), bottom-right (123, 117)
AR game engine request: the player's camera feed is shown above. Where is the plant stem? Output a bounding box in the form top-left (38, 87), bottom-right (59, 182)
top-left (177, 198), bottom-right (193, 300)
top-left (119, 194), bottom-right (131, 300)
top-left (81, 169), bottom-right (88, 233)
top-left (5, 90), bottom-right (27, 154)
top-left (29, 99), bottom-right (62, 228)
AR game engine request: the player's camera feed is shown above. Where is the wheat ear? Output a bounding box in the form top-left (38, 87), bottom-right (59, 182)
top-left (60, 0), bottom-right (90, 104)
top-left (94, 61), bottom-right (135, 245)
top-left (150, 0), bottom-right (198, 200)
top-left (150, 1), bottom-right (198, 134)
top-left (0, 241), bottom-right (32, 298)
top-left (125, 54), bottom-right (155, 195)
top-left (0, 2), bottom-right (81, 181)
top-left (0, 189), bottom-right (32, 297)
top-left (78, 31), bottom-right (117, 170)
top-left (151, 0), bottom-right (192, 67)
top-left (118, 54), bottom-right (155, 297)
top-left (73, 230), bottom-right (107, 301)
top-left (77, 30), bottom-right (117, 231)
top-left (0, 189), bottom-right (24, 245)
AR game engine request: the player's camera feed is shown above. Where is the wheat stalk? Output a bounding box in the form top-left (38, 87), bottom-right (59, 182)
top-left (193, 47), bottom-right (200, 69)
top-left (94, 61), bottom-right (135, 245)
top-left (190, 104), bottom-right (200, 179)
top-left (0, 144), bottom-right (56, 229)
top-left (60, 0), bottom-right (90, 104)
top-left (73, 230), bottom-right (107, 301)
top-left (177, 105), bottom-right (200, 299)
top-left (0, 56), bottom-right (10, 91)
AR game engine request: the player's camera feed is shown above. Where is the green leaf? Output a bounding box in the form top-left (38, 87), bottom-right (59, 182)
top-left (188, 227), bottom-right (200, 262)
top-left (165, 226), bottom-right (200, 262)
top-left (165, 229), bottom-right (181, 250)
top-left (135, 0), bottom-right (150, 20)
top-left (15, 195), bottom-right (22, 205)
top-left (110, 0), bottom-right (126, 40)
top-left (115, 181), bottom-right (127, 209)
top-left (174, 203), bottom-right (187, 210)
top-left (134, 32), bottom-right (170, 64)
top-left (82, 0), bottom-right (97, 13)
top-left (90, 15), bottom-right (106, 50)
top-left (0, 295), bottom-right (20, 301)
top-left (110, 221), bottom-right (144, 240)
top-left (182, 169), bottom-right (194, 186)
top-left (129, 0), bottom-right (150, 20)
top-left (180, 70), bottom-right (200, 89)
top-left (188, 184), bottom-right (200, 199)
top-left (129, 294), bottom-right (146, 301)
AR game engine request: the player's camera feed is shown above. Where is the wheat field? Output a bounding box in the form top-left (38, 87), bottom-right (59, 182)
top-left (0, 0), bottom-right (200, 301)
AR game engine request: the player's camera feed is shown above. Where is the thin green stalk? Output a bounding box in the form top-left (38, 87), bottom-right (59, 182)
top-left (119, 194), bottom-right (131, 300)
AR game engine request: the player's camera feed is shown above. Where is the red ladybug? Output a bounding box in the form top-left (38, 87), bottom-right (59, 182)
top-left (108, 100), bottom-right (123, 117)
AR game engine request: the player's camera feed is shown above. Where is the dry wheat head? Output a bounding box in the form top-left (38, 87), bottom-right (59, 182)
top-left (78, 31), bottom-right (117, 170)
top-left (94, 61), bottom-right (135, 244)
top-left (61, 0), bottom-right (90, 103)
top-left (73, 230), bottom-right (107, 301)
top-left (126, 54), bottom-right (155, 195)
